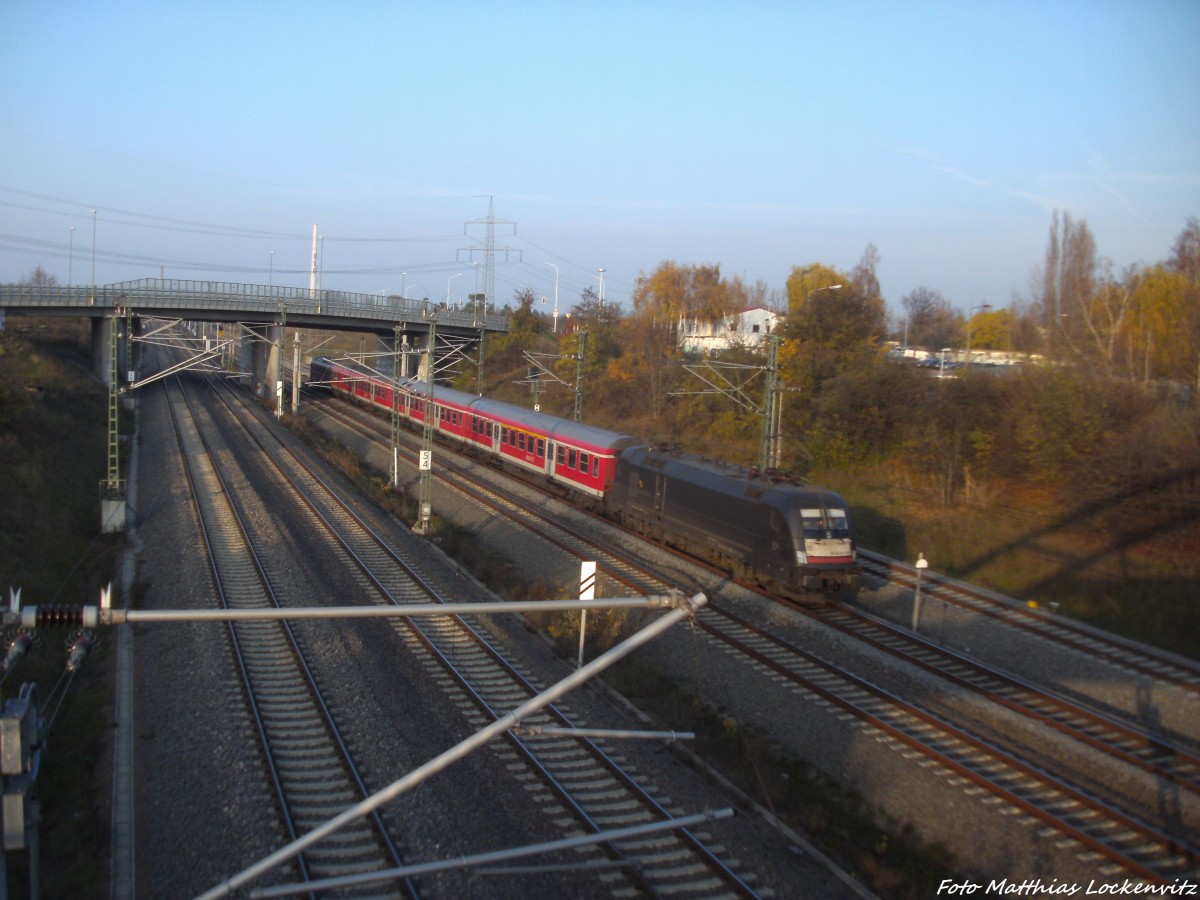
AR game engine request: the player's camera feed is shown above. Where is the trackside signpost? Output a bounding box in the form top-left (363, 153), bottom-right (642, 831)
top-left (911, 553), bottom-right (929, 632)
top-left (579, 561), bottom-right (596, 669)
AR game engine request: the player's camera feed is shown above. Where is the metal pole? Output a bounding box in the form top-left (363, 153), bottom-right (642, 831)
top-left (391, 325), bottom-right (402, 488)
top-left (90, 209), bottom-right (97, 303)
top-left (573, 329), bottom-right (587, 422)
top-left (33, 594), bottom-right (686, 630)
top-left (578, 561), bottom-right (596, 669)
top-left (546, 262), bottom-right (559, 332)
top-left (290, 333), bottom-right (301, 415)
top-left (911, 553), bottom-right (928, 632)
top-left (415, 317), bottom-right (436, 534)
top-left (760, 334), bottom-right (780, 471)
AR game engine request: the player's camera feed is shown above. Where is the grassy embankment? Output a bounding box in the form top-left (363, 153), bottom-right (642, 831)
top-left (0, 321), bottom-right (120, 896)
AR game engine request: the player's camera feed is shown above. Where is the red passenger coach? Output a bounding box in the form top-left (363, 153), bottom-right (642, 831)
top-left (470, 398), bottom-right (643, 501)
top-left (309, 358), bottom-right (641, 504)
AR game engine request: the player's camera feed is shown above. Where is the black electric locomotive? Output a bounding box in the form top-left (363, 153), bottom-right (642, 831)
top-left (608, 444), bottom-right (860, 597)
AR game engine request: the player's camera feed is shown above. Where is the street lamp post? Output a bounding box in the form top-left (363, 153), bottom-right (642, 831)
top-left (68, 226), bottom-right (75, 286)
top-left (545, 262), bottom-right (559, 332)
top-left (90, 209), bottom-right (97, 302)
top-left (446, 273), bottom-right (462, 306)
top-left (596, 268), bottom-right (605, 306)
top-left (269, 251), bottom-right (275, 288)
top-left (965, 303), bottom-right (992, 371)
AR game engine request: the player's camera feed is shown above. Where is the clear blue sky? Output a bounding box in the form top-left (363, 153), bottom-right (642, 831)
top-left (2, 1), bottom-right (1198, 315)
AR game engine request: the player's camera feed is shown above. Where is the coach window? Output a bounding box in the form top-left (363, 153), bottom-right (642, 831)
top-left (556, 445), bottom-right (565, 465)
top-left (568, 449), bottom-right (577, 469)
top-left (501, 426), bottom-right (510, 444)
top-left (518, 432), bottom-right (527, 452)
top-left (592, 457), bottom-right (600, 477)
top-left (536, 438), bottom-right (545, 458)
top-left (579, 452), bottom-right (590, 473)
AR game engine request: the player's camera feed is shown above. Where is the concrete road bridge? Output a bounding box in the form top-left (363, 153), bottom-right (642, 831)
top-left (0, 277), bottom-right (510, 399)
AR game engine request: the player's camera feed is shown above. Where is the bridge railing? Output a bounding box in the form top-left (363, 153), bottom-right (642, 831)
top-left (0, 279), bottom-right (509, 332)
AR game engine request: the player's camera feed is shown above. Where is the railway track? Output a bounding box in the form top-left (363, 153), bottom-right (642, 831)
top-left (808, 602), bottom-right (1200, 795)
top-left (303, 388), bottom-right (1200, 883)
top-left (160, 365), bottom-right (411, 895)
top-left (859, 551), bottom-right (1200, 696)
top-left (184, 368), bottom-right (760, 898)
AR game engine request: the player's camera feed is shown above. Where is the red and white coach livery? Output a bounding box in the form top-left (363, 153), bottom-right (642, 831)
top-left (309, 357), bottom-right (642, 503)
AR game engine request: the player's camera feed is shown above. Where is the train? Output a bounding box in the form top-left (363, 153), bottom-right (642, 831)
top-left (309, 356), bottom-right (861, 598)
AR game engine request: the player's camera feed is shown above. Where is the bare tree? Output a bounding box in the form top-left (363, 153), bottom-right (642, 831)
top-left (19, 265), bottom-right (58, 287)
top-left (1168, 216), bottom-right (1200, 283)
top-left (1041, 211), bottom-right (1096, 361)
top-left (901, 286), bottom-right (958, 351)
top-left (1079, 261), bottom-right (1138, 370)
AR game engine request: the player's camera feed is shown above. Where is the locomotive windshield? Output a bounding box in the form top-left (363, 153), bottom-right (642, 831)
top-left (799, 507), bottom-right (849, 536)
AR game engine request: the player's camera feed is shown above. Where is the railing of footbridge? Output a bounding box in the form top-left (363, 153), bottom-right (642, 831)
top-left (0, 278), bottom-right (508, 332)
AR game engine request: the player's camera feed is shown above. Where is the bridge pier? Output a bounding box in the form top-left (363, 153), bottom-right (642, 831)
top-left (89, 316), bottom-right (143, 388)
top-left (246, 324), bottom-right (285, 410)
top-left (91, 317), bottom-right (114, 386)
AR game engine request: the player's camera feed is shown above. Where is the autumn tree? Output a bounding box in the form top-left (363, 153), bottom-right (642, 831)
top-left (564, 285), bottom-right (622, 370)
top-left (1118, 265), bottom-right (1198, 384)
top-left (965, 306), bottom-right (1017, 352)
top-left (782, 247), bottom-right (887, 384)
top-left (1165, 217), bottom-right (1200, 392)
top-left (621, 262), bottom-right (740, 422)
